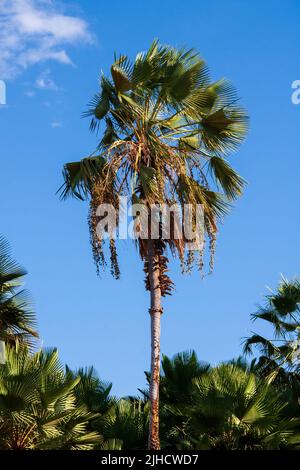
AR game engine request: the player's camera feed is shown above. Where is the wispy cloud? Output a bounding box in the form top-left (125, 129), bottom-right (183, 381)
top-left (36, 68), bottom-right (59, 90)
top-left (0, 0), bottom-right (93, 80)
top-left (51, 121), bottom-right (63, 128)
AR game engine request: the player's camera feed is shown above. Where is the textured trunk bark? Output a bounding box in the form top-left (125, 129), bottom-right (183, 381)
top-left (147, 240), bottom-right (162, 450)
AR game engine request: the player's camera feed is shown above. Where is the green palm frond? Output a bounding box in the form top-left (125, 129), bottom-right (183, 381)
top-left (183, 364), bottom-right (291, 449)
top-left (0, 346), bottom-right (101, 450)
top-left (270, 278), bottom-right (300, 315)
top-left (0, 236), bottom-right (27, 291)
top-left (0, 236), bottom-right (38, 347)
top-left (208, 156), bottom-right (245, 200)
top-left (59, 156), bottom-right (107, 200)
top-left (244, 278), bottom-right (300, 390)
top-left (67, 365), bottom-right (114, 414)
top-left (96, 399), bottom-right (148, 450)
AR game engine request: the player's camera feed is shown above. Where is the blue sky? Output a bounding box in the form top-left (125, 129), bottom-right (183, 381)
top-left (1, 0), bottom-right (299, 396)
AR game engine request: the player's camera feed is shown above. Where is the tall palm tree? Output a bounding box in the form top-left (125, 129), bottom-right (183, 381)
top-left (0, 236), bottom-right (38, 362)
top-left (60, 40), bottom-right (247, 448)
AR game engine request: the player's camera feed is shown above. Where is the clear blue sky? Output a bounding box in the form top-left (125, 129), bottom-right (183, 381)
top-left (1, 0), bottom-right (299, 396)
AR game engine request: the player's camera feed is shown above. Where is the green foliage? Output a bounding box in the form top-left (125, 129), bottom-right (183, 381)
top-left (95, 399), bottom-right (149, 450)
top-left (59, 156), bottom-right (107, 201)
top-left (0, 346), bottom-right (101, 449)
top-left (157, 352), bottom-right (300, 450)
top-left (0, 236), bottom-right (37, 347)
top-left (0, 344), bottom-right (299, 450)
top-left (244, 277), bottom-right (300, 386)
top-left (160, 351), bottom-right (210, 405)
top-left (185, 364), bottom-right (295, 449)
top-left (140, 350), bottom-right (300, 449)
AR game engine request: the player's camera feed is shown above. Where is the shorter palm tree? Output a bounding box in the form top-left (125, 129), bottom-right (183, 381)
top-left (167, 363), bottom-right (297, 449)
top-left (244, 277), bottom-right (300, 386)
top-left (159, 351), bottom-right (210, 406)
top-left (0, 236), bottom-right (38, 361)
top-left (154, 351), bottom-right (210, 449)
top-left (0, 345), bottom-right (101, 449)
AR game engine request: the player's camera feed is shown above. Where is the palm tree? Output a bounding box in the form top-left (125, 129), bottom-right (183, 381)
top-left (65, 367), bottom-right (149, 450)
top-left (244, 277), bottom-right (300, 387)
top-left (166, 363), bottom-right (298, 449)
top-left (60, 40), bottom-right (248, 448)
top-left (159, 351), bottom-right (210, 406)
top-left (0, 345), bottom-right (101, 449)
top-left (141, 351), bottom-right (210, 403)
top-left (0, 236), bottom-right (38, 362)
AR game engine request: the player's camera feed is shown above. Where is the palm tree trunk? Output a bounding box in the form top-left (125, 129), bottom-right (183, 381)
top-left (0, 340), bottom-right (5, 364)
top-left (147, 240), bottom-right (162, 450)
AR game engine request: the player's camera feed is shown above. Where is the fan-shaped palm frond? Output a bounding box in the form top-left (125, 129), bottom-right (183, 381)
top-left (95, 399), bottom-right (148, 450)
top-left (0, 236), bottom-right (38, 351)
top-left (165, 364), bottom-right (296, 450)
top-left (160, 351), bottom-right (210, 405)
top-left (67, 365), bottom-right (114, 414)
top-left (0, 346), bottom-right (101, 449)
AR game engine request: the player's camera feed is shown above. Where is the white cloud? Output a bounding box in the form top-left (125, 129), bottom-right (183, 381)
top-left (51, 121), bottom-right (63, 128)
top-left (36, 68), bottom-right (59, 90)
top-left (0, 0), bottom-right (93, 80)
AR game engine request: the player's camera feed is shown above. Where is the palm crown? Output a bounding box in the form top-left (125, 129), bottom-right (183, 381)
top-left (244, 278), bottom-right (300, 385)
top-left (60, 40), bottom-right (248, 280)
